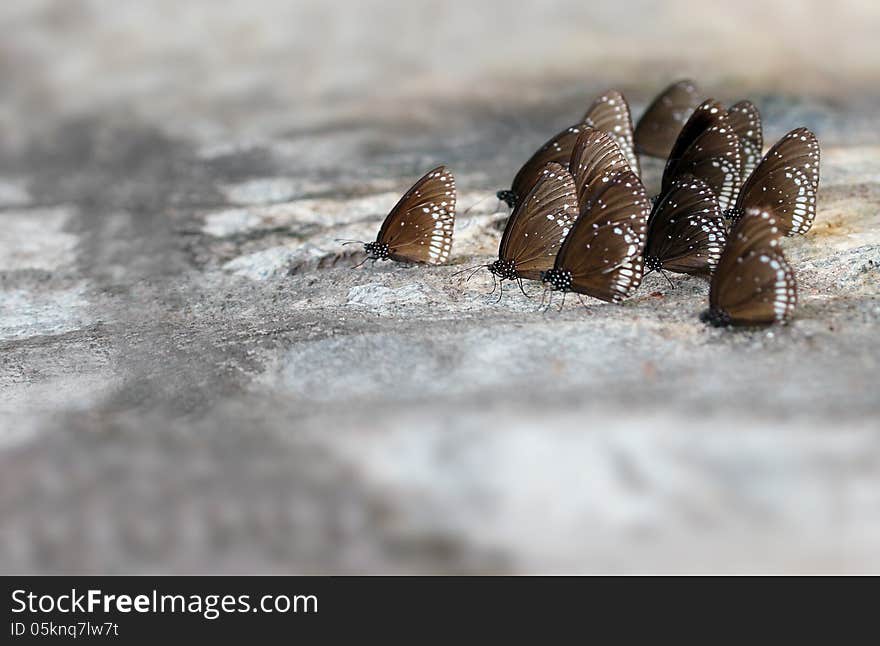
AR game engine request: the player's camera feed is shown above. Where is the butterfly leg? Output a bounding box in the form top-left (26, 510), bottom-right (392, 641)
top-left (557, 290), bottom-right (567, 312)
top-left (577, 293), bottom-right (592, 312)
top-left (496, 279), bottom-right (504, 303)
top-left (517, 277), bottom-right (531, 299)
top-left (659, 269), bottom-right (676, 290)
top-left (540, 289), bottom-right (554, 315)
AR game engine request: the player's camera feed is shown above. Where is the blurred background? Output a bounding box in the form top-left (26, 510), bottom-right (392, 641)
top-left (1, 0), bottom-right (879, 573)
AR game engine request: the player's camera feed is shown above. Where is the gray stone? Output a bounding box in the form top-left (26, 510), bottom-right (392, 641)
top-left (2, 0), bottom-right (880, 574)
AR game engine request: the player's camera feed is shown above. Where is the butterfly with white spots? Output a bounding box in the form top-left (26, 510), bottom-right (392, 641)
top-left (360, 166), bottom-right (456, 265)
top-left (701, 207), bottom-right (797, 327)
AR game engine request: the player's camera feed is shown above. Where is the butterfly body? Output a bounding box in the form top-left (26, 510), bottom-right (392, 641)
top-left (496, 189), bottom-right (518, 208)
top-left (363, 241), bottom-right (390, 261)
top-left (487, 258), bottom-right (519, 281)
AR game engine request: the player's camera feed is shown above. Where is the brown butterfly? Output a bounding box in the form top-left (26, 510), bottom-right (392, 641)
top-left (496, 124), bottom-right (585, 209)
top-left (644, 174), bottom-right (727, 278)
top-left (661, 99), bottom-right (744, 213)
top-left (485, 162), bottom-right (579, 295)
top-left (634, 79), bottom-right (703, 159)
top-left (542, 169), bottom-right (650, 303)
top-left (701, 207), bottom-right (797, 327)
top-left (497, 90), bottom-right (640, 209)
top-left (727, 128), bottom-right (820, 236)
top-left (352, 166), bottom-right (455, 265)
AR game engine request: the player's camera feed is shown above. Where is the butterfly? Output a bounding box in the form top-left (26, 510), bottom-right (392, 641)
top-left (484, 162), bottom-right (579, 294)
top-left (726, 128), bottom-right (820, 236)
top-left (496, 90), bottom-right (639, 209)
top-left (353, 166), bottom-right (455, 265)
top-left (727, 100), bottom-right (763, 178)
top-left (581, 90), bottom-right (640, 177)
top-left (661, 99), bottom-right (744, 213)
top-left (634, 79), bottom-right (703, 159)
top-left (541, 169), bottom-right (650, 303)
top-left (496, 124), bottom-right (584, 209)
top-left (701, 207), bottom-right (797, 327)
top-left (644, 175), bottom-right (727, 278)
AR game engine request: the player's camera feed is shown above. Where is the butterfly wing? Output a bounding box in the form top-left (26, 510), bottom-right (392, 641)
top-left (506, 124), bottom-right (584, 205)
top-left (646, 175), bottom-right (726, 275)
top-left (736, 167), bottom-right (817, 236)
top-left (377, 166), bottom-right (455, 264)
top-left (663, 99), bottom-right (727, 178)
top-left (499, 162), bottom-right (579, 280)
top-left (568, 127), bottom-right (631, 214)
top-left (582, 90), bottom-right (640, 176)
top-left (660, 118), bottom-right (743, 213)
top-left (727, 100), bottom-right (763, 178)
top-left (708, 208), bottom-right (796, 325)
top-left (735, 128), bottom-right (820, 235)
top-left (553, 170), bottom-right (650, 302)
top-left (634, 79), bottom-right (702, 159)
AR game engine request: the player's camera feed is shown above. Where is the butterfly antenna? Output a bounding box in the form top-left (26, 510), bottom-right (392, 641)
top-left (337, 239), bottom-right (367, 246)
top-left (451, 263), bottom-right (487, 278)
top-left (659, 269), bottom-right (676, 290)
top-left (351, 256), bottom-right (370, 269)
top-left (462, 195), bottom-right (492, 217)
top-left (466, 265), bottom-right (488, 283)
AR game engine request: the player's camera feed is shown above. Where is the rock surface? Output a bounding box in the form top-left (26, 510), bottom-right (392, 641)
top-left (1, 0), bottom-right (879, 573)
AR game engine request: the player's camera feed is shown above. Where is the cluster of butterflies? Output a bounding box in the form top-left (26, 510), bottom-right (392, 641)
top-left (348, 80), bottom-right (820, 327)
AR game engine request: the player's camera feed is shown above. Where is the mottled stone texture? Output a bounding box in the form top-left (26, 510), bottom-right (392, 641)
top-left (1, 1), bottom-right (879, 573)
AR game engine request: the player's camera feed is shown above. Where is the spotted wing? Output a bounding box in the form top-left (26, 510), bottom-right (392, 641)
top-left (377, 166), bottom-right (455, 264)
top-left (634, 79), bottom-right (702, 159)
top-left (582, 90), bottom-right (640, 176)
top-left (646, 175), bottom-right (726, 275)
top-left (553, 170), bottom-right (650, 302)
top-left (660, 114), bottom-right (744, 213)
top-left (568, 127), bottom-right (631, 214)
top-left (499, 162), bottom-right (579, 280)
top-left (505, 124), bottom-right (585, 205)
top-left (709, 208), bottom-right (797, 325)
top-left (735, 127), bottom-right (820, 235)
top-left (727, 100), bottom-right (763, 178)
